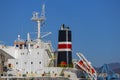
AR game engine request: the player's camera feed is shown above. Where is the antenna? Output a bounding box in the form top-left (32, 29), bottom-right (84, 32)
top-left (31, 4), bottom-right (45, 39)
top-left (41, 3), bottom-right (45, 20)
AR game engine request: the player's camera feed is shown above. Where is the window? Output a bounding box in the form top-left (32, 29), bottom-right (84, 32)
top-left (16, 62), bottom-right (18, 64)
top-left (8, 64), bottom-right (12, 68)
top-left (20, 44), bottom-right (22, 49)
top-left (16, 45), bottom-right (19, 47)
top-left (39, 61), bottom-right (41, 64)
top-left (24, 62), bottom-right (27, 64)
top-left (37, 52), bottom-right (39, 55)
top-left (26, 72), bottom-right (28, 74)
top-left (24, 44), bottom-right (26, 47)
top-left (21, 53), bottom-right (24, 55)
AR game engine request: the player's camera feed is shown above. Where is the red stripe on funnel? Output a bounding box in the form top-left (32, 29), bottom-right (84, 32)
top-left (58, 44), bottom-right (72, 49)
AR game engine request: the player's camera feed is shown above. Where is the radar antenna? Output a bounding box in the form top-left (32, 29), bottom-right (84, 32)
top-left (31, 4), bottom-right (45, 39)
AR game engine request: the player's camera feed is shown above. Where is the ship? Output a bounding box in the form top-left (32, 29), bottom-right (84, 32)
top-left (0, 4), bottom-right (97, 80)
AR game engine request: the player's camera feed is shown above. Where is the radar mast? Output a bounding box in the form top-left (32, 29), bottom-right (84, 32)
top-left (31, 4), bottom-right (45, 40)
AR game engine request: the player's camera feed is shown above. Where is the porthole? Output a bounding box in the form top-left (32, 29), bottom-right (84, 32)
top-left (37, 52), bottom-right (39, 55)
top-left (16, 62), bottom-right (18, 64)
top-left (39, 62), bottom-right (41, 64)
top-left (24, 62), bottom-right (27, 64)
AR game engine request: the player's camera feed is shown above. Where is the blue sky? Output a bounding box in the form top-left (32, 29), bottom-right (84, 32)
top-left (0, 0), bottom-right (120, 67)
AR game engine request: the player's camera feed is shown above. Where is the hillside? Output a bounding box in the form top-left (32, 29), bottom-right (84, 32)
top-left (108, 63), bottom-right (120, 74)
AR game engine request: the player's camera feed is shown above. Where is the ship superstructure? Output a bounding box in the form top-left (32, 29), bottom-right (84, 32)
top-left (0, 4), bottom-right (97, 80)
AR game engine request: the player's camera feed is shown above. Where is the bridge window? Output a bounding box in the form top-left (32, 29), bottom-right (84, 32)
top-left (16, 45), bottom-right (19, 47)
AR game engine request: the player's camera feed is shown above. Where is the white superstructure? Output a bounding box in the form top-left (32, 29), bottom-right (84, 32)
top-left (0, 4), bottom-right (97, 80)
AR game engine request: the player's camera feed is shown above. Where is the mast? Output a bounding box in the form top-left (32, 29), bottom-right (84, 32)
top-left (31, 4), bottom-right (45, 40)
